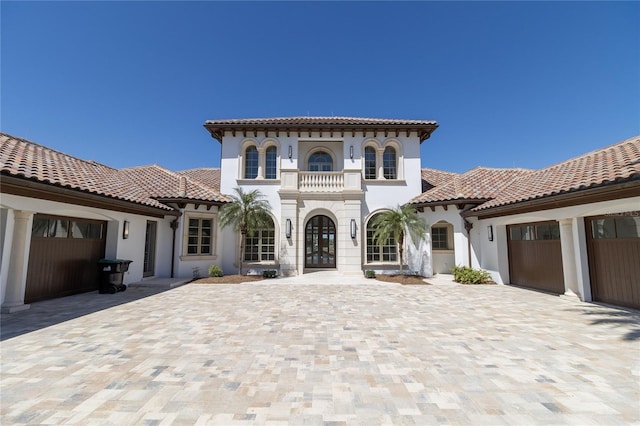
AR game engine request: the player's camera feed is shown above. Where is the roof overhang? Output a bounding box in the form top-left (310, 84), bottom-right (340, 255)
top-left (464, 180), bottom-right (640, 219)
top-left (411, 198), bottom-right (489, 211)
top-left (203, 118), bottom-right (438, 143)
top-left (1, 175), bottom-right (180, 218)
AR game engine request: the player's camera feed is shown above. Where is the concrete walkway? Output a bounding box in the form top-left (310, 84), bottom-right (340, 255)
top-left (1, 275), bottom-right (638, 425)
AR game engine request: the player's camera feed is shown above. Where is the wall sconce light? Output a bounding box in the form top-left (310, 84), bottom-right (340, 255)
top-left (288, 145), bottom-right (292, 159)
top-left (286, 219), bottom-right (292, 239)
top-left (349, 145), bottom-right (354, 159)
top-left (487, 225), bottom-right (493, 241)
top-left (123, 220), bottom-right (130, 239)
top-left (350, 219), bottom-right (357, 239)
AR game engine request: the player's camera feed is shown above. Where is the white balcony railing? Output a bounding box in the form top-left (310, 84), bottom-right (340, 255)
top-left (299, 171), bottom-right (344, 192)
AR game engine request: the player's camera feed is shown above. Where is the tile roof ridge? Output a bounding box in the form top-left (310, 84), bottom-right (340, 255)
top-left (1, 132), bottom-right (118, 171)
top-left (178, 167), bottom-right (220, 173)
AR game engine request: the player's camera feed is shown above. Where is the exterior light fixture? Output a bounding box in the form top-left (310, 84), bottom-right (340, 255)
top-left (349, 145), bottom-right (354, 159)
top-left (286, 219), bottom-right (292, 238)
top-left (123, 220), bottom-right (130, 239)
top-left (350, 219), bottom-right (357, 239)
top-left (487, 225), bottom-right (493, 241)
top-left (288, 145), bottom-right (292, 159)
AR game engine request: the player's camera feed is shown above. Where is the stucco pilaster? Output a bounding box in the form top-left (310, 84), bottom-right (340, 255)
top-left (1, 210), bottom-right (34, 313)
top-left (559, 218), bottom-right (580, 299)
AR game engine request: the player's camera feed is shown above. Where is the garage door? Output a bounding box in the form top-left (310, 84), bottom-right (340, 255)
top-left (507, 221), bottom-right (565, 294)
top-left (586, 212), bottom-right (640, 309)
top-left (25, 215), bottom-right (106, 304)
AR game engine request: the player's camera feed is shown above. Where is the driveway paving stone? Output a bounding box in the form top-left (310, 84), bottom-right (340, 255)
top-left (1, 275), bottom-right (638, 425)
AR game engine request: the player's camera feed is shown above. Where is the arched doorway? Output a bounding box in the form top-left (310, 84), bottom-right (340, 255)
top-left (305, 215), bottom-right (336, 268)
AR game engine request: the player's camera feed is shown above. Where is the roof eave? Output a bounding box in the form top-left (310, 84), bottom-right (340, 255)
top-left (203, 122), bottom-right (438, 143)
top-left (465, 180), bottom-right (640, 219)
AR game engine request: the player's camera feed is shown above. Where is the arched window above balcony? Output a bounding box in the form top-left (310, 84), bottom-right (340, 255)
top-left (308, 151), bottom-right (333, 172)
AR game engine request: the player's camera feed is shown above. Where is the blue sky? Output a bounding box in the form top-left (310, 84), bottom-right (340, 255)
top-left (2, 1), bottom-right (638, 173)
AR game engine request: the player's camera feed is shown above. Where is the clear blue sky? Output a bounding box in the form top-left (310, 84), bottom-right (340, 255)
top-left (2, 1), bottom-right (638, 173)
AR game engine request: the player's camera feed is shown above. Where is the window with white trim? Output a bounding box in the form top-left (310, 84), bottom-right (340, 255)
top-left (187, 217), bottom-right (214, 255)
top-left (431, 223), bottom-right (454, 251)
top-left (265, 146), bottom-right (277, 179)
top-left (364, 146), bottom-right (376, 179)
top-left (366, 214), bottom-right (397, 262)
top-left (383, 146), bottom-right (397, 179)
top-left (244, 217), bottom-right (275, 262)
top-left (244, 146), bottom-right (259, 179)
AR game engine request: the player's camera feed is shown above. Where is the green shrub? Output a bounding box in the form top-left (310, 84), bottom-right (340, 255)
top-left (451, 265), bottom-right (493, 284)
top-left (208, 264), bottom-right (224, 277)
top-left (262, 270), bottom-right (277, 279)
top-left (365, 270), bottom-right (376, 279)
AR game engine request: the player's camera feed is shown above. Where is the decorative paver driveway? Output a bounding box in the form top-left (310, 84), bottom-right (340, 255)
top-left (1, 279), bottom-right (639, 425)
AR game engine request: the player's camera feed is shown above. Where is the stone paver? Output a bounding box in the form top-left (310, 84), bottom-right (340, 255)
top-left (1, 275), bottom-right (639, 425)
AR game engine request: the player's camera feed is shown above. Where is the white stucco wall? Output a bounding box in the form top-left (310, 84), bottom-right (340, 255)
top-left (217, 130), bottom-right (428, 275)
top-left (0, 193), bottom-right (176, 305)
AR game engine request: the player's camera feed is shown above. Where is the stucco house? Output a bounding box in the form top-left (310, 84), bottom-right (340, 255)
top-left (1, 119), bottom-right (639, 312)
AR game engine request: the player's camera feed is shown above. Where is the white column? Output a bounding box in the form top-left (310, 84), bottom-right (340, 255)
top-left (342, 199), bottom-right (362, 275)
top-left (279, 200), bottom-right (298, 276)
top-left (376, 148), bottom-right (384, 179)
top-left (1, 210), bottom-right (34, 313)
top-left (559, 218), bottom-right (580, 299)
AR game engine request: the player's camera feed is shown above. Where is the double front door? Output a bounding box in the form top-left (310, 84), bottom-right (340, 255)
top-left (305, 215), bottom-right (336, 268)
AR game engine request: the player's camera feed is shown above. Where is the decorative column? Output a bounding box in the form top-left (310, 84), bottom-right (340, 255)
top-left (256, 147), bottom-right (265, 179)
top-left (559, 218), bottom-right (580, 299)
top-left (1, 210), bottom-right (34, 313)
top-left (376, 148), bottom-right (385, 179)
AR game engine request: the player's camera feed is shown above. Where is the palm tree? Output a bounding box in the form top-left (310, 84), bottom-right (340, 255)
top-left (370, 204), bottom-right (427, 275)
top-left (218, 187), bottom-right (272, 275)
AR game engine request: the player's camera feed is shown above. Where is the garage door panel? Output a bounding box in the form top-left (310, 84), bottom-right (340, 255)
top-left (508, 222), bottom-right (565, 294)
top-left (25, 215), bottom-right (106, 304)
top-left (588, 231), bottom-right (640, 309)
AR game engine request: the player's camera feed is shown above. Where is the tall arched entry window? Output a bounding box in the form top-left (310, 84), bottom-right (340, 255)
top-left (308, 151), bottom-right (333, 171)
top-left (305, 215), bottom-right (336, 268)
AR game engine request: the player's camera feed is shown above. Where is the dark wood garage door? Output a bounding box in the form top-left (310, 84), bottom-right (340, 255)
top-left (586, 213), bottom-right (640, 309)
top-left (507, 222), bottom-right (565, 294)
top-left (25, 215), bottom-right (106, 303)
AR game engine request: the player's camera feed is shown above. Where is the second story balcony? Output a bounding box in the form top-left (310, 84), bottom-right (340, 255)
top-left (279, 169), bottom-right (363, 197)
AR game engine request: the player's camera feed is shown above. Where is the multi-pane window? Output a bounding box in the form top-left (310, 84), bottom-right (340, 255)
top-left (383, 146), bottom-right (397, 179)
top-left (509, 223), bottom-right (560, 241)
top-left (364, 146), bottom-right (377, 179)
top-left (187, 218), bottom-right (212, 255)
top-left (308, 151), bottom-right (333, 171)
top-left (244, 218), bottom-right (275, 262)
top-left (32, 217), bottom-right (103, 239)
top-left (244, 146), bottom-right (259, 179)
top-left (265, 146), bottom-right (277, 179)
top-left (591, 216), bottom-right (640, 239)
top-left (431, 226), bottom-right (450, 250)
top-left (366, 215), bottom-right (397, 262)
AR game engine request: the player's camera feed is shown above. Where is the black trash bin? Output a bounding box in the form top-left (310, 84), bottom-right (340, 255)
top-left (98, 259), bottom-right (132, 294)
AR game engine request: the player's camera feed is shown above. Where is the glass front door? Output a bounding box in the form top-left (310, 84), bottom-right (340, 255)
top-left (305, 215), bottom-right (336, 268)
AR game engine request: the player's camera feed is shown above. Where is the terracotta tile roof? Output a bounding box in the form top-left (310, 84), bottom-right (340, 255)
top-left (0, 132), bottom-right (172, 211)
top-left (178, 168), bottom-right (221, 192)
top-left (121, 165), bottom-right (228, 203)
top-left (0, 132), bottom-right (229, 209)
top-left (204, 116), bottom-right (438, 142)
top-left (412, 167), bottom-right (533, 204)
top-left (473, 135), bottom-right (640, 211)
top-left (421, 168), bottom-right (459, 192)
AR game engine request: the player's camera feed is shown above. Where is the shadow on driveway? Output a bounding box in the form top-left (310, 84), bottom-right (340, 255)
top-left (0, 286), bottom-right (171, 341)
top-left (565, 302), bottom-right (640, 341)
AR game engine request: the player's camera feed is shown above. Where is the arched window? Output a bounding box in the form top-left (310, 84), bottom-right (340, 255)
top-left (265, 146), bottom-right (278, 179)
top-left (366, 213), bottom-right (397, 262)
top-left (383, 146), bottom-right (396, 179)
top-left (364, 146), bottom-right (376, 179)
top-left (244, 216), bottom-right (275, 262)
top-left (308, 151), bottom-right (333, 171)
top-left (244, 146), bottom-right (259, 179)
